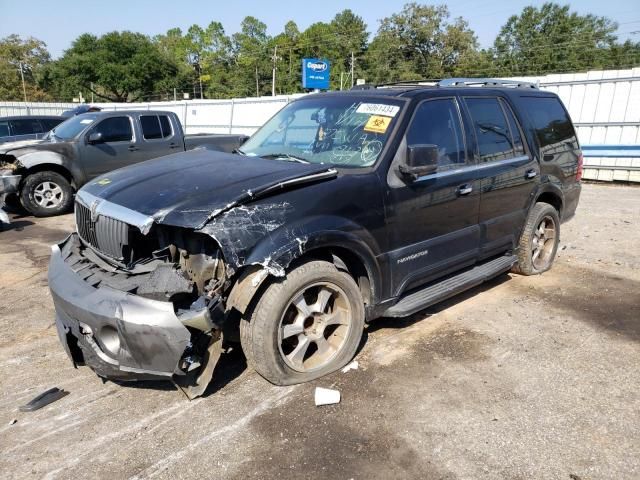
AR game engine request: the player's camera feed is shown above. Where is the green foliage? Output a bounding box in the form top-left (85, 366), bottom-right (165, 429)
top-left (0, 34), bottom-right (52, 101)
top-left (1, 2), bottom-right (638, 102)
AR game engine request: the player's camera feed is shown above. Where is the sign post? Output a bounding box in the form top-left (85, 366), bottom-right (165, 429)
top-left (302, 58), bottom-right (331, 90)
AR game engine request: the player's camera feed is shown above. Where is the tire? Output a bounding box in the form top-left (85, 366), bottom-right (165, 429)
top-left (20, 171), bottom-right (74, 217)
top-left (512, 202), bottom-right (560, 276)
top-left (240, 260), bottom-right (365, 386)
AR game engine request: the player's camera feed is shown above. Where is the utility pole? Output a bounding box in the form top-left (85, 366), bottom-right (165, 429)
top-left (350, 52), bottom-right (355, 88)
top-left (173, 88), bottom-right (177, 102)
top-left (271, 45), bottom-right (278, 96)
top-left (255, 65), bottom-right (259, 97)
top-left (18, 61), bottom-right (27, 102)
top-left (90, 82), bottom-right (94, 103)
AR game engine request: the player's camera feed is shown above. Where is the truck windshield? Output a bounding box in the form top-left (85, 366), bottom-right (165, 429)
top-left (52, 113), bottom-right (100, 140)
top-left (240, 96), bottom-right (404, 168)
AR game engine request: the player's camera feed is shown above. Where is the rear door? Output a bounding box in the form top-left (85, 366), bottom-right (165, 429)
top-left (385, 96), bottom-right (481, 296)
top-left (462, 96), bottom-right (538, 259)
top-left (81, 116), bottom-right (138, 179)
top-left (138, 114), bottom-right (180, 160)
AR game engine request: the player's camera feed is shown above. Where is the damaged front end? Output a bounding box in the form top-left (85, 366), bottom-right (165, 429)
top-left (49, 217), bottom-right (230, 399)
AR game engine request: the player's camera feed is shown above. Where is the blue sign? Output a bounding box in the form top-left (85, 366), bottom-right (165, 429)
top-left (302, 58), bottom-right (330, 90)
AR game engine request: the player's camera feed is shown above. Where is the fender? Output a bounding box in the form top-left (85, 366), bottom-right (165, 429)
top-left (13, 150), bottom-right (85, 186)
top-left (531, 178), bottom-right (564, 213)
top-left (223, 215), bottom-right (384, 314)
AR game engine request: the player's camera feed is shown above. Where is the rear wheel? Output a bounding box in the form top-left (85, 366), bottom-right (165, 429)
top-left (513, 202), bottom-right (560, 275)
top-left (20, 171), bottom-right (74, 217)
top-left (240, 260), bottom-right (365, 385)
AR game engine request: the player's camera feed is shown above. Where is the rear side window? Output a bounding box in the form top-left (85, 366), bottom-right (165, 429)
top-left (521, 97), bottom-right (576, 149)
top-left (159, 115), bottom-right (172, 137)
top-left (9, 118), bottom-right (43, 136)
top-left (499, 99), bottom-right (525, 156)
top-left (140, 115), bottom-right (162, 139)
top-left (465, 97), bottom-right (515, 162)
top-left (406, 98), bottom-right (466, 169)
top-left (40, 118), bottom-right (63, 131)
top-left (0, 121), bottom-right (9, 137)
top-left (93, 117), bottom-right (133, 142)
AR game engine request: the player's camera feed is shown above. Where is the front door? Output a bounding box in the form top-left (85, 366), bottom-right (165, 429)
top-left (384, 96), bottom-right (481, 297)
top-left (82, 116), bottom-right (139, 179)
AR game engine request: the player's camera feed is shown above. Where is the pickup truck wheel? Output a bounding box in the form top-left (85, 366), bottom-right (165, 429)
top-left (20, 171), bottom-right (74, 217)
top-left (513, 202), bottom-right (560, 275)
top-left (240, 260), bottom-right (365, 385)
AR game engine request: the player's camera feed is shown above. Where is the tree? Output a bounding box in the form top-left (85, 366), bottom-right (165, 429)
top-left (231, 17), bottom-right (271, 97)
top-left (492, 2), bottom-right (618, 75)
top-left (51, 31), bottom-right (181, 102)
top-left (364, 3), bottom-right (478, 83)
top-left (0, 34), bottom-right (52, 101)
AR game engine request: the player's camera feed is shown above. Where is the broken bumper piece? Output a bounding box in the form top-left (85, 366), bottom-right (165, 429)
top-left (49, 236), bottom-right (197, 385)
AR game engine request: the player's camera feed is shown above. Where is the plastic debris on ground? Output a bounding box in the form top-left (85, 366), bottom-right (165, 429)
top-left (314, 387), bottom-right (341, 406)
top-left (341, 360), bottom-right (359, 373)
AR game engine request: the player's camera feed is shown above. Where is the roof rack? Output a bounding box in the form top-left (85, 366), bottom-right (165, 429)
top-left (437, 78), bottom-right (538, 89)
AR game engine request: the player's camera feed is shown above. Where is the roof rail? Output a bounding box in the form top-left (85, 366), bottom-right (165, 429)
top-left (437, 78), bottom-right (538, 89)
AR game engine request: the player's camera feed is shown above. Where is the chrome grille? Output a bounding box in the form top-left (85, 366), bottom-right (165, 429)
top-left (75, 201), bottom-right (129, 260)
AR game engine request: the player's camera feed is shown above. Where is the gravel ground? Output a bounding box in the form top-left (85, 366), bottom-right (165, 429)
top-left (0, 183), bottom-right (638, 480)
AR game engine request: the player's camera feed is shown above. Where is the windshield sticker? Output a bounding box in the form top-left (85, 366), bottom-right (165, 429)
top-left (364, 115), bottom-right (392, 134)
top-left (356, 103), bottom-right (400, 117)
top-left (95, 178), bottom-right (111, 186)
top-left (80, 119), bottom-right (94, 124)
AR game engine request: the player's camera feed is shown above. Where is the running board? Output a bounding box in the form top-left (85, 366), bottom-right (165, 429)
top-left (383, 255), bottom-right (516, 318)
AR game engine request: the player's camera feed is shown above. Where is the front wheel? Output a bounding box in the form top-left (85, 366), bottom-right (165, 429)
top-left (240, 260), bottom-right (365, 385)
top-left (513, 202), bottom-right (560, 275)
top-left (20, 171), bottom-right (74, 217)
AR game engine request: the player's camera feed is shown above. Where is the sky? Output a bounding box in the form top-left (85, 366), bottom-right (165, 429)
top-left (1, 0), bottom-right (639, 58)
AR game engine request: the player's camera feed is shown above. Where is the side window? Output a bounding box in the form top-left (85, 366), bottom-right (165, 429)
top-left (159, 115), bottom-right (172, 138)
top-left (406, 98), bottom-right (466, 169)
top-left (465, 97), bottom-right (515, 162)
top-left (9, 119), bottom-right (43, 136)
top-left (499, 99), bottom-right (525, 156)
top-left (93, 117), bottom-right (133, 142)
top-left (0, 121), bottom-right (10, 138)
top-left (140, 115), bottom-right (162, 140)
top-left (521, 96), bottom-right (577, 150)
top-left (41, 119), bottom-right (62, 131)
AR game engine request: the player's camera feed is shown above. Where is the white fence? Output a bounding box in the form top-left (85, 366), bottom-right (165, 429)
top-left (1, 68), bottom-right (639, 182)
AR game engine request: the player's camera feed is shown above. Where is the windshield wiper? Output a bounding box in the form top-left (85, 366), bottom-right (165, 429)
top-left (260, 153), bottom-right (310, 164)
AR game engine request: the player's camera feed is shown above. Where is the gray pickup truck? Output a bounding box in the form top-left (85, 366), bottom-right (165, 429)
top-left (0, 110), bottom-right (247, 217)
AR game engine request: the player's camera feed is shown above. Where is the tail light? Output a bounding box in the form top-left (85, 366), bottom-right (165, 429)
top-left (576, 153), bottom-right (583, 181)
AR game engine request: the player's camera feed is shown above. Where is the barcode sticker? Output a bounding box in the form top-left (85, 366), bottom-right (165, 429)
top-left (356, 103), bottom-right (400, 117)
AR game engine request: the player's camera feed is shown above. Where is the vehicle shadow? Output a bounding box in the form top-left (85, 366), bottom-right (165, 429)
top-left (358, 273), bottom-right (512, 352)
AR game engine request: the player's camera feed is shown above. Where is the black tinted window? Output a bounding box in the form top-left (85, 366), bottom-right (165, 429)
top-left (406, 98), bottom-right (465, 169)
top-left (159, 115), bottom-right (172, 137)
top-left (40, 118), bottom-right (63, 131)
top-left (465, 98), bottom-right (515, 162)
top-left (500, 99), bottom-right (525, 156)
top-left (9, 118), bottom-right (43, 135)
top-left (0, 121), bottom-right (9, 137)
top-left (140, 115), bottom-right (162, 139)
top-left (94, 117), bottom-right (132, 142)
top-left (522, 97), bottom-right (576, 149)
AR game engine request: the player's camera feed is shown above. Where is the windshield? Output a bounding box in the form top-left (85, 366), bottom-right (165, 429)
top-left (52, 113), bottom-right (100, 140)
top-left (240, 96), bottom-right (404, 168)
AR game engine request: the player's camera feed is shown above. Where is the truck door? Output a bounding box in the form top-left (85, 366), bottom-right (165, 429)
top-left (82, 116), bottom-right (138, 179)
top-left (384, 96), bottom-right (481, 297)
top-left (138, 114), bottom-right (181, 161)
top-left (461, 96), bottom-right (538, 259)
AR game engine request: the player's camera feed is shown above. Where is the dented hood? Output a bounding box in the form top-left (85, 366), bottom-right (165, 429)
top-left (79, 149), bottom-right (337, 228)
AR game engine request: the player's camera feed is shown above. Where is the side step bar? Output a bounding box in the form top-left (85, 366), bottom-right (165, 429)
top-left (383, 255), bottom-right (517, 318)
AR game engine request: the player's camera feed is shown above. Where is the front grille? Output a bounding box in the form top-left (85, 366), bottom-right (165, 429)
top-left (75, 201), bottom-right (130, 260)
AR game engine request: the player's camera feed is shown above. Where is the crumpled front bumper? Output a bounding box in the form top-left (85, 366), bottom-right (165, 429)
top-left (48, 235), bottom-right (192, 381)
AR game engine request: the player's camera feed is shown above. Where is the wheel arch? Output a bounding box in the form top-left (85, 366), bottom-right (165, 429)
top-left (533, 183), bottom-right (564, 217)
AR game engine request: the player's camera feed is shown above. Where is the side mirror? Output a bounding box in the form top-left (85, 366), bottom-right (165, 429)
top-left (399, 144), bottom-right (439, 180)
top-left (88, 132), bottom-right (103, 144)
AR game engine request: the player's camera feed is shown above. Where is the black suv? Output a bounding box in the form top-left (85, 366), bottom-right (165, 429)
top-left (48, 78), bottom-right (582, 397)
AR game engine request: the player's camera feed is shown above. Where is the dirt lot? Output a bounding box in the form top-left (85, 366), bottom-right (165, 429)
top-left (0, 183), bottom-right (638, 480)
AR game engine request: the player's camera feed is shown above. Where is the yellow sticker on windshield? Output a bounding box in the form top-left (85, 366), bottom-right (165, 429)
top-left (96, 178), bottom-right (111, 186)
top-left (364, 115), bottom-right (391, 134)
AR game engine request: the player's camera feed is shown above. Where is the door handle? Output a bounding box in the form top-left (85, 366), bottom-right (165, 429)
top-left (128, 145), bottom-right (139, 152)
top-left (525, 169), bottom-right (538, 179)
top-left (457, 184), bottom-right (473, 196)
